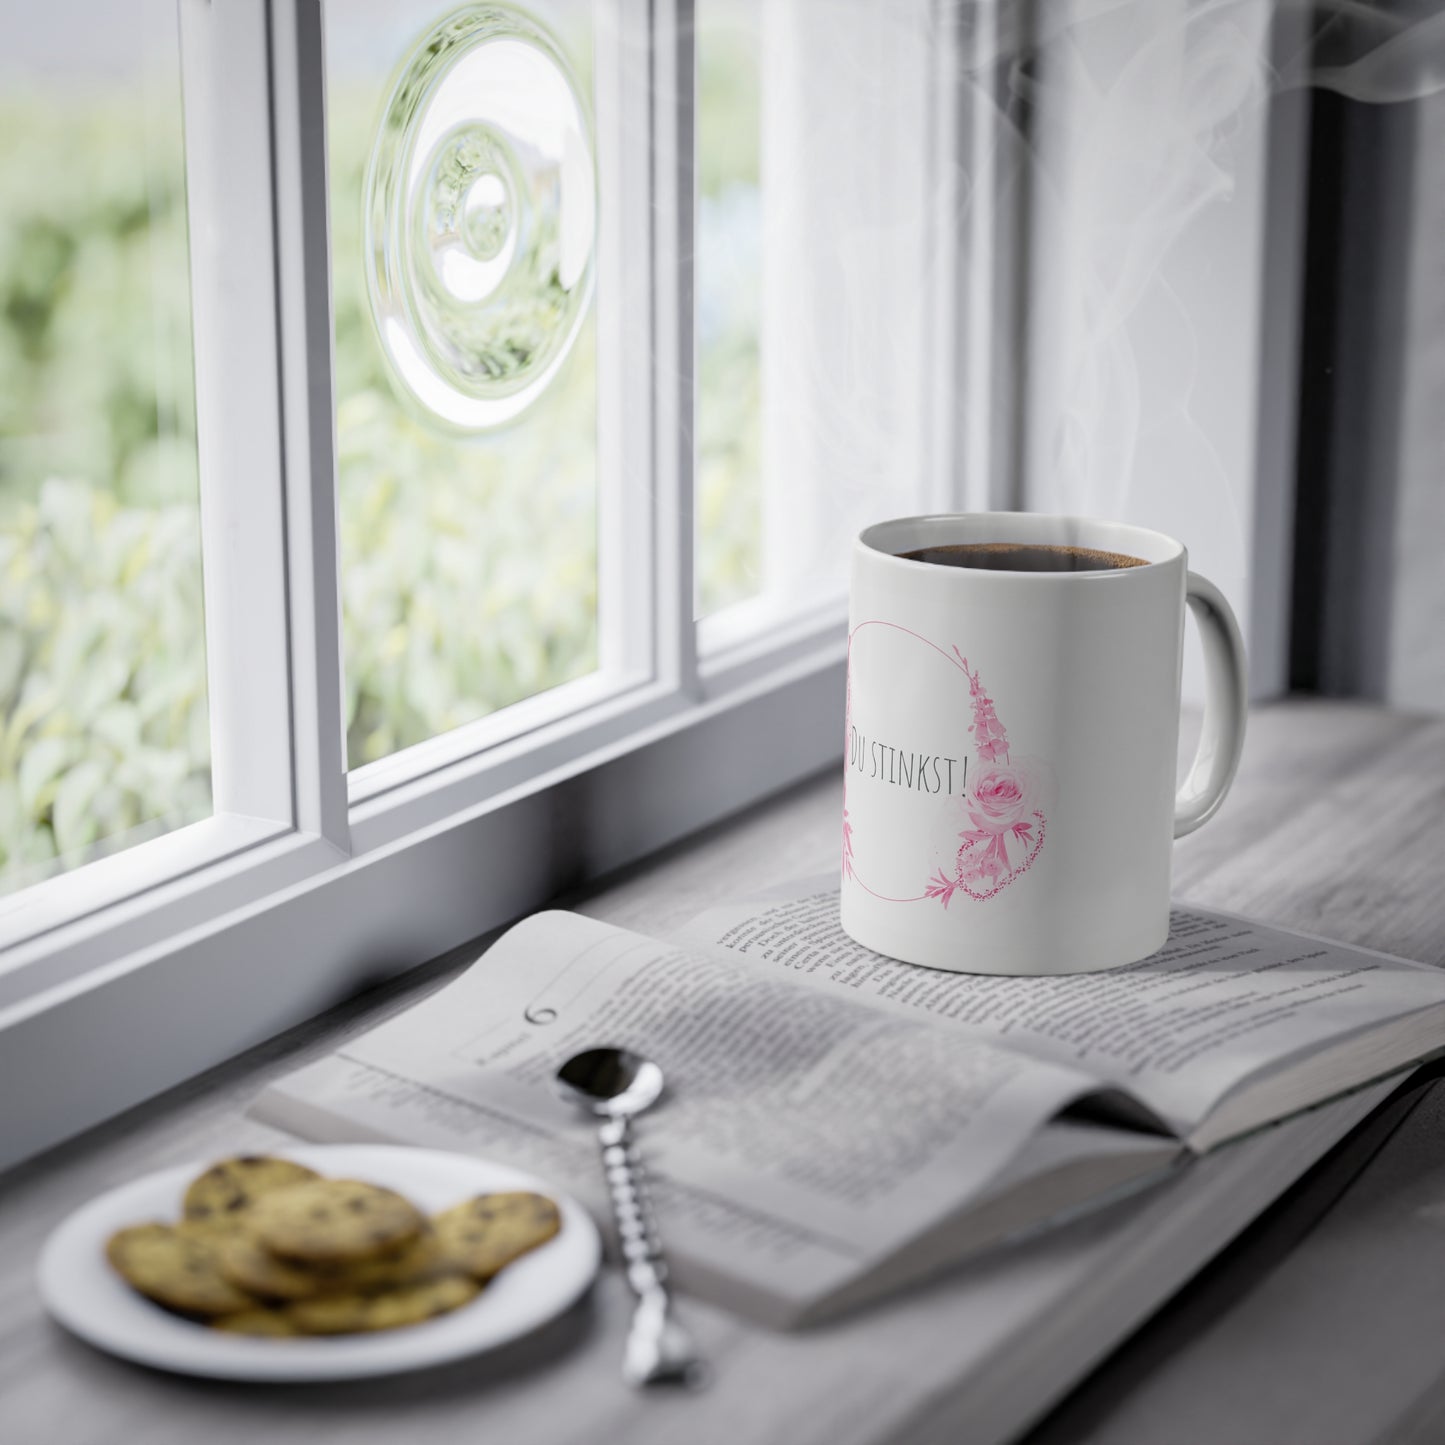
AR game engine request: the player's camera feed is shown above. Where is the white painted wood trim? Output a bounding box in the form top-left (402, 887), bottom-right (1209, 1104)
top-left (958, 0), bottom-right (1028, 511)
top-left (269, 0), bottom-right (351, 845)
top-left (653, 0), bottom-right (700, 689)
top-left (0, 828), bottom-right (344, 1018)
top-left (0, 815), bottom-right (286, 965)
top-left (923, 0), bottom-right (967, 514)
top-left (698, 598), bottom-right (846, 695)
top-left (178, 0), bottom-right (298, 828)
top-left (0, 650), bottom-right (844, 1172)
top-left (595, 0), bottom-right (659, 686)
top-left (346, 675), bottom-right (675, 850)
top-left (347, 672), bottom-right (647, 809)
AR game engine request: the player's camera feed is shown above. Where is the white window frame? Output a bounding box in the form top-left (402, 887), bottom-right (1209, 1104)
top-left (0, 0), bottom-right (1013, 1171)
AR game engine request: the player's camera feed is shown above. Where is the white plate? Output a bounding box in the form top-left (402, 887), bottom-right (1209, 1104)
top-left (36, 1144), bottom-right (601, 1381)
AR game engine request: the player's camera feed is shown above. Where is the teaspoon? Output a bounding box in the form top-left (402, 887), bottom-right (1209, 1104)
top-left (555, 1046), bottom-right (706, 1388)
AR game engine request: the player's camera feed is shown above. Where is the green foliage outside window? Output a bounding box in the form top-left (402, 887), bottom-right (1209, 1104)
top-left (328, 86), bottom-right (600, 767)
top-left (0, 50), bottom-right (762, 890)
top-left (696, 12), bottom-right (764, 618)
top-left (0, 93), bottom-right (207, 890)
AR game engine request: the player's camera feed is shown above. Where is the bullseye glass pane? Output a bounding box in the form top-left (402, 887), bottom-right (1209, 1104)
top-left (326, 0), bottom-right (599, 769)
top-left (0, 0), bottom-right (210, 894)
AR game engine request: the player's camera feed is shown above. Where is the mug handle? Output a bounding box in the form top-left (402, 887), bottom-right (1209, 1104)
top-left (1174, 571), bottom-right (1248, 838)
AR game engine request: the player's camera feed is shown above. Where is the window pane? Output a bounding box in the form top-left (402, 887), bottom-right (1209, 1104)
top-left (0, 1), bottom-right (209, 894)
top-left (696, 0), bottom-right (940, 629)
top-left (326, 0), bottom-right (599, 769)
top-left (696, 0), bottom-right (763, 618)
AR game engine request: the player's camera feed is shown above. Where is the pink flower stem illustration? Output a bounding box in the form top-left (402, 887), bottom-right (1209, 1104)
top-left (843, 622), bottom-right (1048, 906)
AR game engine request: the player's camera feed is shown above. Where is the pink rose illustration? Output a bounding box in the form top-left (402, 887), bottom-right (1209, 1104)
top-left (846, 641), bottom-right (1049, 909)
top-left (968, 766), bottom-right (1027, 826)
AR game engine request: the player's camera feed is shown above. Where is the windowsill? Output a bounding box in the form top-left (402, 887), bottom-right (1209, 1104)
top-left (1, 698), bottom-right (1443, 1444)
top-left (0, 812), bottom-right (286, 962)
top-left (0, 640), bottom-right (847, 1172)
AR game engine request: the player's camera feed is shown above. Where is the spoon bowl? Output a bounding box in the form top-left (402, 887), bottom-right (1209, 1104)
top-left (555, 1046), bottom-right (664, 1119)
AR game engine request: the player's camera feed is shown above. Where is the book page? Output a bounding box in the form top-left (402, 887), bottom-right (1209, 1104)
top-left (679, 880), bottom-right (1445, 1137)
top-left (254, 909), bottom-right (1103, 1320)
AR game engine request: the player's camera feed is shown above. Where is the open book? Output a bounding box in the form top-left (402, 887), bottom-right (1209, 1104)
top-left (253, 880), bottom-right (1445, 1328)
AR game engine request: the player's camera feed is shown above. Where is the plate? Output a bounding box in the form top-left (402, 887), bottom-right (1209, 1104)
top-left (36, 1144), bottom-right (601, 1381)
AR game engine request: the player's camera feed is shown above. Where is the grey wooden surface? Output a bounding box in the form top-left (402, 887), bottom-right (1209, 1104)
top-left (2, 699), bottom-right (1444, 1445)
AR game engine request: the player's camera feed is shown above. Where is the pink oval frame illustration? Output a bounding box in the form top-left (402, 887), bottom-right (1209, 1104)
top-left (843, 622), bottom-right (1049, 907)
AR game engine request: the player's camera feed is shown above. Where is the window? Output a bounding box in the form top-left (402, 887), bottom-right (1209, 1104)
top-left (2, 0), bottom-right (1329, 1173)
top-left (695, 0), bottom-right (762, 619)
top-left (0, 0), bottom-right (208, 896)
top-left (326, 1), bottom-right (602, 770)
top-left (693, 0), bottom-right (962, 654)
top-left (1, 0), bottom-right (887, 1169)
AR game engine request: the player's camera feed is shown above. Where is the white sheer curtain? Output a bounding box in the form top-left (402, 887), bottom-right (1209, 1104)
top-left (755, 0), bottom-right (947, 614)
top-left (1020, 0), bottom-right (1277, 701)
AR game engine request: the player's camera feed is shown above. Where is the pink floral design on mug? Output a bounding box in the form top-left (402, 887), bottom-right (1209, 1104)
top-left (938, 660), bottom-right (1046, 904)
top-left (843, 627), bottom-right (1048, 908)
top-left (843, 515), bottom-right (1248, 975)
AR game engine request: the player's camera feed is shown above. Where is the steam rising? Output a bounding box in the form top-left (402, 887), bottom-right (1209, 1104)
top-left (721, 0), bottom-right (1441, 619)
top-left (982, 0), bottom-right (1445, 509)
top-left (974, 0), bottom-right (1444, 517)
top-left (1287, 3), bottom-right (1445, 102)
top-left (981, 0), bottom-right (1445, 101)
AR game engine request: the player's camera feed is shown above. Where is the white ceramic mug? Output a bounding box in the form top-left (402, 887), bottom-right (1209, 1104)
top-left (841, 513), bottom-right (1247, 975)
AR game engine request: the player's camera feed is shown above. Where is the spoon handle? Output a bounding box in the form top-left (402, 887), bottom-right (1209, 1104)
top-left (597, 1115), bottom-right (705, 1388)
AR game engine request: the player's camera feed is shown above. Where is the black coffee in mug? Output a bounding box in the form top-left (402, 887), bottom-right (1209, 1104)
top-left (897, 542), bottom-right (1148, 572)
